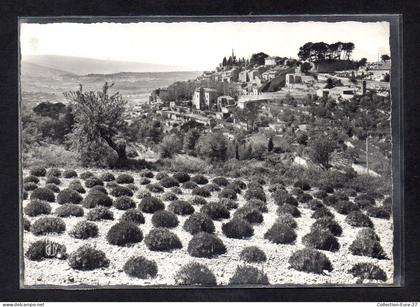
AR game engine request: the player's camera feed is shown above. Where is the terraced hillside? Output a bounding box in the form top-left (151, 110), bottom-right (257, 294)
top-left (22, 167), bottom-right (393, 287)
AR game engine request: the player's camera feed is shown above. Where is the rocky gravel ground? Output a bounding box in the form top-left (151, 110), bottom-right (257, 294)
top-left (22, 168), bottom-right (394, 287)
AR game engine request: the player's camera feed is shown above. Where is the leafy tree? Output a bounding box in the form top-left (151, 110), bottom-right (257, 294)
top-left (358, 58), bottom-right (367, 67)
top-left (183, 128), bottom-right (201, 155)
top-left (222, 57), bottom-right (227, 66)
top-left (64, 82), bottom-right (129, 165)
top-left (308, 137), bottom-right (336, 169)
top-left (381, 54), bottom-right (390, 62)
top-left (159, 134), bottom-right (182, 158)
top-left (250, 52), bottom-right (269, 66)
top-left (196, 133), bottom-right (228, 162)
top-left (300, 62), bottom-right (312, 73)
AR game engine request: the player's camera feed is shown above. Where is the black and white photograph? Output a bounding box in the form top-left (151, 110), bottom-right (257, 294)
top-left (19, 17), bottom-right (398, 288)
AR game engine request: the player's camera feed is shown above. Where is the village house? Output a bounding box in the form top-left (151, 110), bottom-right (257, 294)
top-left (264, 57), bottom-right (277, 66)
top-left (239, 70), bottom-right (249, 83)
top-left (262, 70), bottom-right (278, 81)
top-left (316, 86), bottom-right (357, 100)
top-left (193, 87), bottom-right (218, 110)
top-left (368, 60), bottom-right (391, 81)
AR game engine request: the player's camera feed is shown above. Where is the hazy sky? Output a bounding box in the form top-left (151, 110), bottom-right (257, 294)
top-left (20, 21), bottom-right (390, 71)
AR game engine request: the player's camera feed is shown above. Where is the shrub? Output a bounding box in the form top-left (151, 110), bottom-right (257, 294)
top-left (171, 187), bottom-right (183, 195)
top-left (190, 196), bottom-right (208, 206)
top-left (90, 185), bottom-right (108, 194)
top-left (219, 198), bottom-right (238, 210)
top-left (23, 218), bottom-right (31, 231)
top-left (383, 196), bottom-right (392, 208)
top-left (139, 177), bottom-right (151, 185)
top-left (99, 172), bottom-right (115, 181)
top-left (187, 232), bottom-right (226, 258)
top-left (24, 175), bottom-right (40, 184)
top-left (120, 208), bottom-right (145, 224)
top-left (106, 182), bottom-right (119, 189)
top-left (357, 228), bottom-right (381, 241)
top-left (168, 200), bottom-right (195, 215)
top-left (31, 217), bottom-right (66, 235)
top-left (302, 229), bottom-right (340, 252)
top-left (308, 199), bottom-right (324, 210)
top-left (84, 177), bottom-right (104, 188)
top-left (45, 183), bottom-right (60, 193)
top-left (69, 220), bottom-right (98, 239)
top-left (137, 189), bottom-right (151, 199)
top-left (234, 205), bottom-right (263, 224)
top-left (191, 174), bottom-right (209, 185)
top-left (200, 202), bottom-right (230, 220)
top-left (24, 199), bottom-right (52, 217)
top-left (80, 171), bottom-right (95, 180)
top-left (348, 263), bottom-right (387, 281)
top-left (239, 246), bottom-right (267, 263)
top-left (139, 197), bottom-right (165, 213)
top-left (367, 206), bottom-right (391, 219)
top-left (297, 193), bottom-right (313, 203)
top-left (349, 236), bottom-right (387, 259)
top-left (63, 170), bottom-right (78, 178)
top-left (333, 201), bottom-right (359, 215)
top-left (291, 187), bottom-right (304, 195)
top-left (323, 195), bottom-right (338, 206)
top-left (345, 211), bottom-right (374, 228)
top-left (276, 213), bottom-right (297, 228)
top-left (68, 181), bottom-right (86, 194)
top-left (116, 174), bottom-right (134, 184)
top-left (87, 207), bottom-right (114, 221)
top-left (145, 228), bottom-right (182, 251)
top-left (272, 190), bottom-right (295, 206)
top-left (229, 265), bottom-right (269, 285)
top-left (46, 168), bottom-right (61, 177)
top-left (146, 183), bottom-right (164, 193)
top-left (161, 192), bottom-right (178, 201)
top-left (276, 204), bottom-right (301, 218)
top-left (183, 213), bottom-right (215, 235)
top-left (123, 256), bottom-right (158, 279)
top-left (182, 181), bottom-right (199, 190)
top-left (204, 183), bottom-right (221, 192)
top-left (174, 262), bottom-right (217, 285)
top-left (25, 239), bottom-right (67, 261)
top-left (192, 187), bottom-right (211, 198)
top-left (313, 190), bottom-right (328, 199)
top-left (23, 190), bottom-right (28, 200)
top-left (30, 188), bottom-right (55, 202)
top-left (151, 210), bottom-right (179, 228)
top-left (110, 185), bottom-right (134, 197)
top-left (68, 244), bottom-right (109, 270)
top-left (264, 223), bottom-right (297, 244)
top-left (173, 172), bottom-right (191, 183)
top-left (355, 199), bottom-right (373, 210)
top-left (294, 180), bottom-right (311, 191)
top-left (244, 189), bottom-right (266, 203)
top-left (57, 189), bottom-right (83, 204)
top-left (232, 179), bottom-right (247, 190)
top-left (268, 184), bottom-right (285, 193)
top-left (127, 184), bottom-right (139, 191)
top-left (311, 217), bottom-right (342, 236)
top-left (319, 184), bottom-right (334, 193)
top-left (212, 177), bottom-right (230, 187)
top-left (82, 190), bottom-right (112, 208)
top-left (159, 176), bottom-right (180, 188)
top-left (30, 166), bottom-right (47, 177)
top-left (55, 204), bottom-right (84, 217)
top-left (355, 194), bottom-right (376, 205)
top-left (222, 218), bottom-right (254, 239)
top-left (289, 248), bottom-right (333, 274)
top-left (340, 188), bottom-right (357, 197)
top-left (311, 207), bottom-right (334, 220)
top-left (335, 192), bottom-right (349, 201)
top-left (107, 222), bottom-right (143, 246)
top-left (114, 196), bottom-right (136, 210)
top-left (46, 176), bottom-right (61, 185)
top-left (248, 182), bottom-right (264, 191)
top-left (218, 188), bottom-right (237, 200)
top-left (140, 170), bottom-right (154, 178)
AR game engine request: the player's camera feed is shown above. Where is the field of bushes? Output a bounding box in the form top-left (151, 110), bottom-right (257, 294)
top-left (22, 166), bottom-right (394, 287)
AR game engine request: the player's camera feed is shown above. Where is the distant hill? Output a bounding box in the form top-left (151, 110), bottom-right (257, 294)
top-left (23, 55), bottom-right (190, 75)
top-left (21, 61), bottom-right (75, 78)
